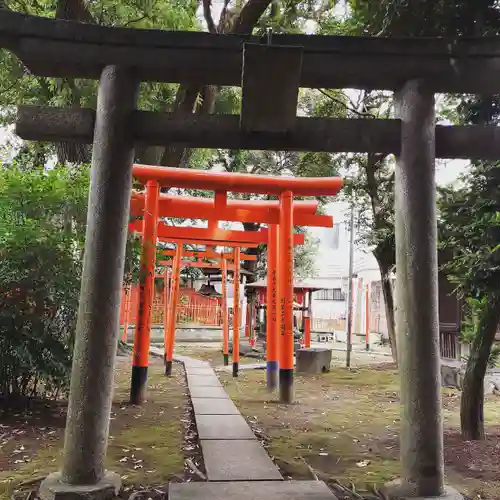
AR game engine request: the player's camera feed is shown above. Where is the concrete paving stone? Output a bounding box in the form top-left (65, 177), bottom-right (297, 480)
top-left (184, 367), bottom-right (215, 375)
top-left (187, 374), bottom-right (222, 388)
top-left (189, 386), bottom-right (229, 399)
top-left (191, 397), bottom-right (240, 415)
top-left (201, 440), bottom-right (283, 481)
top-left (196, 414), bottom-right (256, 440)
top-left (169, 481), bottom-right (337, 500)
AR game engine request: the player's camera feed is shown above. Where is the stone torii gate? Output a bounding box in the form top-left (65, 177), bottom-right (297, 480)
top-left (5, 8), bottom-right (500, 500)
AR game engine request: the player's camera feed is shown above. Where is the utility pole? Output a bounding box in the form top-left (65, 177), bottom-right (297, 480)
top-left (346, 202), bottom-right (355, 368)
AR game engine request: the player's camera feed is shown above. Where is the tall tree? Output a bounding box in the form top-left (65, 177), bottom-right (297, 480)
top-left (439, 160), bottom-right (500, 440)
top-left (348, 0), bottom-right (500, 437)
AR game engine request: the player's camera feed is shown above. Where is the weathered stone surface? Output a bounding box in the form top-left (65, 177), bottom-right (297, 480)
top-left (8, 10), bottom-right (500, 94)
top-left (187, 375), bottom-right (221, 388)
top-left (395, 80), bottom-right (444, 496)
top-left (440, 363), bottom-right (462, 389)
top-left (383, 480), bottom-right (463, 500)
top-left (60, 66), bottom-right (139, 483)
top-left (296, 348), bottom-right (332, 374)
top-left (39, 471), bottom-right (121, 500)
top-left (169, 481), bottom-right (337, 500)
top-left (241, 44), bottom-right (302, 134)
top-left (201, 440), bottom-right (282, 481)
top-left (195, 414), bottom-right (256, 440)
top-left (192, 397), bottom-right (240, 415)
top-left (189, 386), bottom-right (229, 399)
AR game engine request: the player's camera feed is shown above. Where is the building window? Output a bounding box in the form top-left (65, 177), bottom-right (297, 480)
top-left (314, 288), bottom-right (345, 301)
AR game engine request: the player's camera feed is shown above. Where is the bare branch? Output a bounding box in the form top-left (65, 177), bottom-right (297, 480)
top-left (202, 0), bottom-right (218, 33)
top-left (317, 89), bottom-right (375, 118)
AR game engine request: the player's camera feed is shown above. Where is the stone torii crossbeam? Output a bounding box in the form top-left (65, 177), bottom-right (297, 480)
top-left (0, 8), bottom-right (484, 500)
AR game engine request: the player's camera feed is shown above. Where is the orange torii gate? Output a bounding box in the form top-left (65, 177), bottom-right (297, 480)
top-left (129, 217), bottom-right (307, 387)
top-left (130, 164), bottom-right (342, 404)
top-left (157, 252), bottom-right (255, 372)
top-left (128, 222), bottom-right (267, 401)
top-left (131, 214), bottom-right (324, 394)
top-left (157, 232), bottom-right (306, 376)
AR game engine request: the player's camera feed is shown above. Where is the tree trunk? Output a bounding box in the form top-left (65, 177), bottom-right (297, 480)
top-left (378, 260), bottom-right (397, 364)
top-left (54, 0), bottom-right (94, 165)
top-left (461, 295), bottom-right (500, 440)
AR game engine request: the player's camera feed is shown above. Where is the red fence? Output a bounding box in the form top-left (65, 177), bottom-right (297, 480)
top-left (120, 285), bottom-right (222, 326)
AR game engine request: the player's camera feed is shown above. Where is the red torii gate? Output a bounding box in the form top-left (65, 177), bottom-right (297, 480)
top-left (128, 203), bottom-right (309, 392)
top-left (130, 164), bottom-right (342, 404)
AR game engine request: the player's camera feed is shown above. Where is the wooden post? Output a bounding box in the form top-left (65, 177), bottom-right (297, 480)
top-left (122, 287), bottom-right (131, 343)
top-left (50, 66), bottom-right (139, 492)
top-left (365, 283), bottom-right (370, 351)
top-left (165, 244), bottom-right (183, 376)
top-left (221, 256), bottom-right (229, 366)
top-left (279, 191), bottom-right (294, 404)
top-left (304, 296), bottom-right (312, 350)
top-left (266, 224), bottom-right (279, 390)
top-left (130, 179), bottom-right (159, 405)
top-left (232, 247), bottom-right (241, 377)
top-left (162, 267), bottom-right (170, 360)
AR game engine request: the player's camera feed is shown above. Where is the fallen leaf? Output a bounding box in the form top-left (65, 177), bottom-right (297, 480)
top-left (356, 460), bottom-right (370, 467)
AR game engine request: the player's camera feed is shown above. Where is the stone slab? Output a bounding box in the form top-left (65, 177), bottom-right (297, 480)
top-left (192, 397), bottom-right (240, 415)
top-left (196, 414), bottom-right (256, 440)
top-left (201, 440), bottom-right (283, 481)
top-left (169, 481), bottom-right (337, 500)
top-left (189, 385), bottom-right (229, 399)
top-left (184, 367), bottom-right (216, 375)
top-left (187, 374), bottom-right (222, 387)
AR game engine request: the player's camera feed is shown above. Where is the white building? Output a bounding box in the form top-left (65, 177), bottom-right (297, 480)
top-left (306, 201), bottom-right (386, 336)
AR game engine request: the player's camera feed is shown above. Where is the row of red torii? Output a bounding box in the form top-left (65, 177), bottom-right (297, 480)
top-left (127, 164), bottom-right (343, 404)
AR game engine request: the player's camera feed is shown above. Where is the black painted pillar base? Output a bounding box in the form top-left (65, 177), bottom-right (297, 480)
top-left (279, 368), bottom-right (293, 404)
top-left (223, 354), bottom-right (229, 366)
top-left (232, 362), bottom-right (239, 377)
top-left (165, 359), bottom-right (173, 376)
top-left (366, 343), bottom-right (370, 351)
top-left (130, 365), bottom-right (148, 405)
top-left (266, 361), bottom-right (279, 391)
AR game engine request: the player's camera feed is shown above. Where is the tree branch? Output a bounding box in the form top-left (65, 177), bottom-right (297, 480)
top-left (202, 0), bottom-right (218, 33)
top-left (317, 89), bottom-right (376, 119)
top-left (158, 0), bottom-right (273, 168)
top-left (232, 0), bottom-right (273, 34)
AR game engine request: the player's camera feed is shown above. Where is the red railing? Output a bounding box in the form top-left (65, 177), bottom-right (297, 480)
top-left (120, 285), bottom-right (222, 326)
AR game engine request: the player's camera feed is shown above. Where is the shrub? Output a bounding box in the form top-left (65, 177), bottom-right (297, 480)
top-left (0, 164), bottom-right (88, 403)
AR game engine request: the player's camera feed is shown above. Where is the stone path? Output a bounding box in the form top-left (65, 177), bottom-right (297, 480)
top-left (169, 353), bottom-right (337, 500)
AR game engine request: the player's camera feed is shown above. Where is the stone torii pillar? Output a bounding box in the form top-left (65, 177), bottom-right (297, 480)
top-left (40, 66), bottom-right (139, 500)
top-left (390, 79), bottom-right (461, 500)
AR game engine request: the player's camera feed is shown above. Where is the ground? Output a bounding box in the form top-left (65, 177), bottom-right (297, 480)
top-left (3, 343), bottom-right (500, 500)
top-left (218, 352), bottom-right (500, 500)
top-left (174, 343), bottom-right (261, 365)
top-left (0, 357), bottom-right (190, 500)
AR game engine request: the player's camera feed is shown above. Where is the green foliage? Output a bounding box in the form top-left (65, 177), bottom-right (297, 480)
top-left (0, 163), bottom-right (89, 402)
top-left (438, 162), bottom-right (500, 298)
top-left (460, 297), bottom-right (500, 368)
top-left (348, 0), bottom-right (500, 37)
top-left (1, 0), bottom-right (200, 162)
